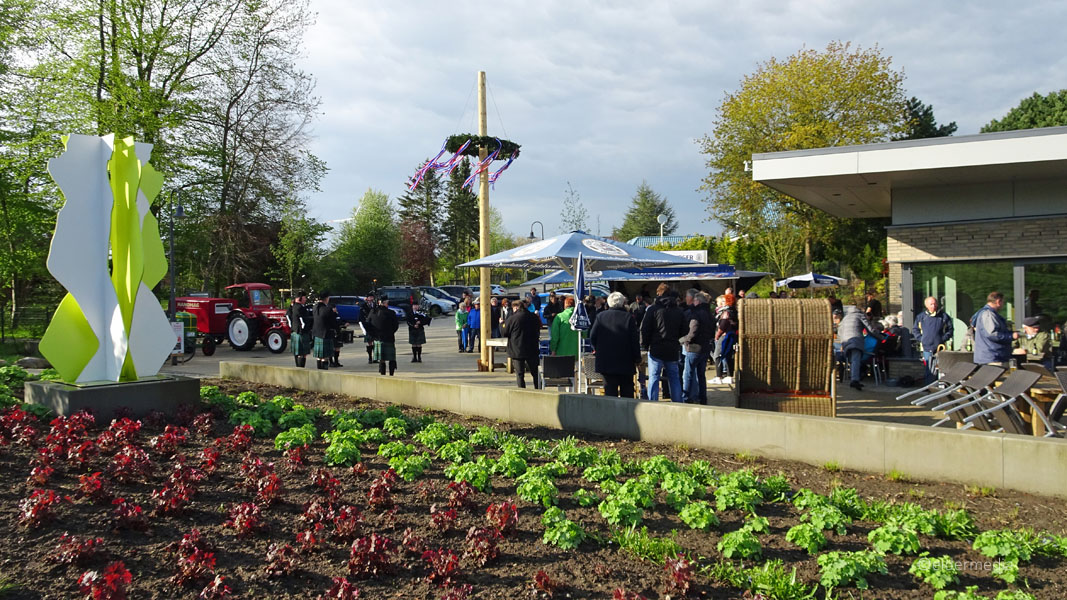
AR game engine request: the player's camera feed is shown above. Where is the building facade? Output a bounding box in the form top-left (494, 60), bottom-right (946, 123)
top-left (752, 126), bottom-right (1067, 348)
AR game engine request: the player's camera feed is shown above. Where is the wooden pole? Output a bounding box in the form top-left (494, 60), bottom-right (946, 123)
top-left (477, 71), bottom-right (491, 369)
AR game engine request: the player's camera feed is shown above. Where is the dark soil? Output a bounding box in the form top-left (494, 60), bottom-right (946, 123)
top-left (0, 378), bottom-right (1064, 599)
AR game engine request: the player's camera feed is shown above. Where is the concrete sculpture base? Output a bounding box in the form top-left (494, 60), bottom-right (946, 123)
top-left (24, 375), bottom-right (198, 418)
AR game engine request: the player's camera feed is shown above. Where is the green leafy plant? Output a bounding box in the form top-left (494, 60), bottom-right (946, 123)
top-left (274, 423), bottom-right (316, 450)
top-left (437, 440), bottom-right (472, 464)
top-left (390, 453), bottom-right (432, 482)
top-left (678, 500), bottom-right (719, 531)
top-left (377, 441), bottom-right (415, 460)
top-left (235, 390), bottom-right (260, 407)
top-left (803, 504), bottom-right (851, 535)
top-left (973, 529), bottom-right (1033, 563)
top-left (468, 425), bottom-right (501, 448)
top-left (582, 462), bottom-right (623, 483)
top-left (744, 514), bottom-right (770, 534)
top-left (414, 422), bottom-right (454, 450)
top-left (758, 474), bottom-right (791, 503)
top-left (868, 519), bottom-right (922, 555)
top-left (516, 472), bottom-right (559, 507)
top-left (661, 472), bottom-right (705, 510)
top-left (816, 550), bottom-right (887, 590)
top-left (444, 459), bottom-right (491, 492)
top-left (828, 487), bottom-right (867, 518)
top-left (785, 523), bottom-right (827, 554)
top-left (553, 436), bottom-right (597, 468)
top-left (933, 587), bottom-right (986, 600)
top-left (932, 509), bottom-right (978, 540)
top-left (639, 455), bottom-right (681, 484)
top-left (908, 553), bottom-right (960, 590)
top-left (717, 528), bottom-right (761, 560)
top-left (715, 485), bottom-right (762, 513)
top-left (228, 409), bottom-right (273, 436)
top-left (382, 417), bottom-right (409, 439)
top-left (743, 560), bottom-right (817, 600)
top-left (614, 478), bottom-right (656, 509)
top-left (322, 430), bottom-right (363, 466)
top-left (598, 498), bottom-right (643, 527)
top-left (685, 460), bottom-right (718, 486)
top-left (490, 451), bottom-right (528, 478)
top-left (573, 488), bottom-right (600, 508)
top-left (541, 507), bottom-right (585, 550)
top-left (277, 409), bottom-right (315, 431)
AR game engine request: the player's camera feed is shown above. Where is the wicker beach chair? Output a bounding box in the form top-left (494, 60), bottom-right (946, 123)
top-left (735, 298), bottom-right (836, 417)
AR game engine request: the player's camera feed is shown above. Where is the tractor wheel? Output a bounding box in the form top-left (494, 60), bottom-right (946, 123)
top-left (430, 305), bottom-right (442, 317)
top-left (227, 315), bottom-right (259, 351)
top-left (265, 328), bottom-right (287, 354)
top-left (202, 336), bottom-right (216, 356)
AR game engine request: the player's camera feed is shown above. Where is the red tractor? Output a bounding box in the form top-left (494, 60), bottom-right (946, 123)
top-left (177, 283), bottom-right (291, 356)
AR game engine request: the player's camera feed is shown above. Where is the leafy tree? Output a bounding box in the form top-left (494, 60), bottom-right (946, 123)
top-left (271, 211), bottom-right (330, 292)
top-left (698, 41), bottom-right (907, 273)
top-left (318, 189), bottom-right (399, 293)
top-left (398, 219), bottom-right (435, 285)
top-left (897, 97), bottom-right (957, 140)
top-left (982, 89), bottom-right (1067, 132)
top-left (559, 182), bottom-right (588, 233)
top-left (612, 181), bottom-right (676, 242)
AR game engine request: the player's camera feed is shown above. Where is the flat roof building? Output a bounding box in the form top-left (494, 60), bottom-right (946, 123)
top-left (752, 126), bottom-right (1067, 349)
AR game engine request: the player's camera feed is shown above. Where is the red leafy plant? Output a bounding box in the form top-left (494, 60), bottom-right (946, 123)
top-left (199, 446), bottom-right (221, 475)
top-left (149, 425), bottom-right (188, 454)
top-left (48, 533), bottom-right (106, 565)
top-left (226, 425), bottom-right (254, 453)
top-left (663, 553), bottom-right (694, 597)
top-left (286, 445), bottom-right (307, 473)
top-left (199, 575), bottom-right (232, 599)
top-left (107, 418), bottom-right (142, 446)
top-left (263, 542), bottom-right (298, 578)
top-left (172, 549), bottom-right (216, 587)
top-left (463, 526), bottom-right (500, 567)
top-left (302, 499), bottom-right (335, 526)
top-left (18, 488), bottom-right (69, 529)
top-left (613, 590), bottom-right (648, 600)
top-left (170, 528), bottom-right (214, 558)
top-left (485, 501), bottom-right (519, 537)
top-left (67, 440), bottom-right (99, 468)
top-left (27, 464), bottom-right (55, 486)
top-left (77, 561), bottom-right (132, 600)
top-left (401, 527), bottom-right (426, 556)
top-left (144, 410), bottom-right (169, 429)
top-left (416, 480), bottom-right (437, 501)
top-left (108, 445), bottom-right (153, 483)
top-left (78, 472), bottom-right (114, 504)
top-left (430, 504), bottom-right (458, 532)
top-left (240, 453), bottom-right (273, 490)
top-left (350, 462), bottom-right (367, 477)
top-left (296, 523), bottom-right (325, 553)
top-left (367, 469), bottom-right (397, 509)
top-left (256, 472), bottom-right (284, 505)
top-left (534, 570), bottom-right (563, 597)
top-left (111, 498), bottom-right (148, 531)
top-left (224, 502), bottom-right (263, 537)
top-left (192, 413), bottom-right (214, 437)
top-left (319, 576), bottom-right (361, 599)
top-left (152, 483), bottom-right (193, 516)
top-left (447, 481), bottom-right (477, 511)
top-left (332, 505), bottom-right (364, 542)
top-left (440, 585), bottom-right (473, 600)
top-left (422, 548), bottom-right (462, 588)
top-left (347, 533), bottom-right (395, 578)
top-left (1, 407), bottom-right (40, 444)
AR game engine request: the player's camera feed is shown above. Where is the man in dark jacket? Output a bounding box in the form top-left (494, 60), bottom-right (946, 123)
top-left (590, 292), bottom-right (641, 398)
top-left (360, 293), bottom-right (377, 364)
top-left (311, 290), bottom-right (335, 370)
top-left (640, 283), bottom-right (687, 402)
top-left (970, 291), bottom-right (1017, 365)
top-left (502, 300), bottom-right (542, 388)
top-left (913, 296), bottom-right (954, 383)
top-left (542, 292), bottom-right (560, 327)
top-left (680, 292), bottom-right (715, 404)
top-left (287, 291), bottom-right (313, 368)
top-left (369, 298), bottom-right (400, 376)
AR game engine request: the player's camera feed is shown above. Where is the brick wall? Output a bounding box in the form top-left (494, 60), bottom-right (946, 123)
top-left (886, 215), bottom-right (1067, 313)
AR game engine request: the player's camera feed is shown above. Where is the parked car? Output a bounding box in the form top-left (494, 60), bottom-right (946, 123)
top-left (333, 295), bottom-right (406, 324)
top-left (417, 286), bottom-right (459, 316)
top-left (438, 285), bottom-right (472, 300)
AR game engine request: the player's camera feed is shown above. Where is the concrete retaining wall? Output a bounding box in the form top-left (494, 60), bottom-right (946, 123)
top-left (220, 361), bottom-right (1067, 499)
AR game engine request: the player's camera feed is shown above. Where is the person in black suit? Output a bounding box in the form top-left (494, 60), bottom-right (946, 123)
top-left (311, 290), bottom-right (335, 370)
top-left (589, 291), bottom-right (641, 398)
top-left (501, 299), bottom-right (542, 388)
top-left (368, 298), bottom-right (400, 376)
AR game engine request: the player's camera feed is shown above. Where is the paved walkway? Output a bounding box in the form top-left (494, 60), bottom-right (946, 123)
top-left (161, 324), bottom-right (941, 427)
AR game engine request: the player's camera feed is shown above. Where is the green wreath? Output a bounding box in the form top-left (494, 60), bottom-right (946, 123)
top-left (445, 134), bottom-right (521, 160)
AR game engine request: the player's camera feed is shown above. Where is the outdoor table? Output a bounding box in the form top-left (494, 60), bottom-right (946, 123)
top-left (1024, 377), bottom-right (1060, 437)
top-left (485, 338), bottom-right (510, 373)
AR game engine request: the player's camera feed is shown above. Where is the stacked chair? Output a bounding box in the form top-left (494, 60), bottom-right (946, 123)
top-left (928, 365), bottom-right (1006, 429)
top-left (896, 361), bottom-right (978, 407)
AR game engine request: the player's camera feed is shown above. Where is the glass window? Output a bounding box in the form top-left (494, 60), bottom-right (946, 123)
top-left (912, 261), bottom-right (1014, 351)
top-left (1023, 262), bottom-right (1067, 332)
top-left (226, 287), bottom-right (248, 308)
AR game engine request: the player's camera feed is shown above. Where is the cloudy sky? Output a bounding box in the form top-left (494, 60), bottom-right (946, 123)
top-left (296, 1), bottom-right (1067, 241)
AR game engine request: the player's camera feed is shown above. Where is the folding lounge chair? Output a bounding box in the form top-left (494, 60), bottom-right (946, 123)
top-left (541, 355), bottom-right (576, 391)
top-left (1020, 363), bottom-right (1055, 378)
top-left (1051, 370), bottom-right (1067, 424)
top-left (897, 361), bottom-right (977, 404)
top-left (930, 365), bottom-right (1006, 428)
top-left (960, 370), bottom-right (1064, 437)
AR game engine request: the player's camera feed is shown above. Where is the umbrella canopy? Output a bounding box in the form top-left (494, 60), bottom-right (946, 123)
top-left (520, 268), bottom-right (634, 287)
top-left (775, 272), bottom-right (847, 289)
top-left (458, 231), bottom-right (700, 271)
top-left (569, 253), bottom-right (592, 332)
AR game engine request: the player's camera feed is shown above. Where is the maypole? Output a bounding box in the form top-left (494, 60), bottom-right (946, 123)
top-left (477, 71), bottom-right (492, 370)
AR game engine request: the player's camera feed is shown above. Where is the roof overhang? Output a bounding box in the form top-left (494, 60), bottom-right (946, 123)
top-left (751, 126), bottom-right (1067, 218)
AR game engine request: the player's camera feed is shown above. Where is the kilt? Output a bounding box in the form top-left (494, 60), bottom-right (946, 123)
top-left (291, 332), bottom-right (312, 356)
top-left (373, 340), bottom-right (396, 362)
top-left (313, 336), bottom-right (333, 359)
top-left (408, 326), bottom-right (426, 346)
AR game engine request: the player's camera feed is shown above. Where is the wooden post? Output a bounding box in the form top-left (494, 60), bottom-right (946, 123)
top-left (477, 71), bottom-right (491, 369)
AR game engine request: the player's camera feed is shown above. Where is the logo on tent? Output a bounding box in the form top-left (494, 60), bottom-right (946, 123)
top-left (582, 239), bottom-right (627, 256)
top-left (510, 238), bottom-right (554, 257)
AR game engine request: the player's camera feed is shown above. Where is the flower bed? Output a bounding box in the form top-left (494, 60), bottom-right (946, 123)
top-left (0, 373), bottom-right (1064, 599)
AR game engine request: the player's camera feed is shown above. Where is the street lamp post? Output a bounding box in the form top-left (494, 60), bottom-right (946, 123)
top-left (656, 213), bottom-right (666, 247)
top-left (529, 220), bottom-right (545, 291)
